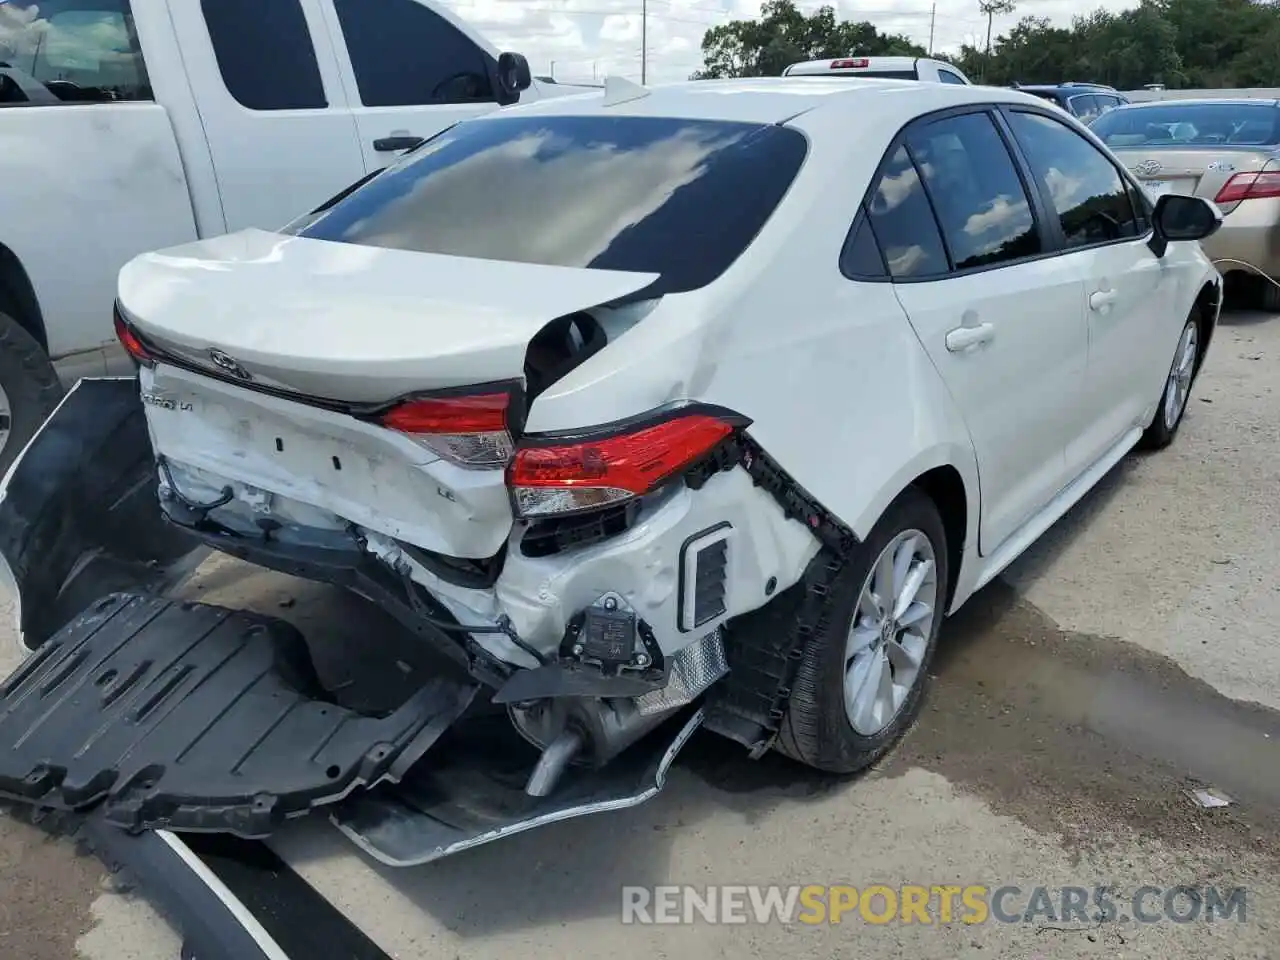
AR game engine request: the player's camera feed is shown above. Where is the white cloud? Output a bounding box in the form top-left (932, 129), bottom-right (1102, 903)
top-left (442, 0), bottom-right (1145, 85)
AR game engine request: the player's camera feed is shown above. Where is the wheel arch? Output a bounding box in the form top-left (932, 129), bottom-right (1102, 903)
top-left (1191, 277), bottom-right (1221, 380)
top-left (848, 445), bottom-right (979, 610)
top-left (0, 243), bottom-right (48, 350)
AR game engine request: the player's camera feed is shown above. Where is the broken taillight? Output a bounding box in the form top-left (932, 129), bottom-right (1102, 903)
top-left (506, 405), bottom-right (749, 518)
top-left (113, 305), bottom-right (154, 366)
top-left (378, 390), bottom-right (514, 468)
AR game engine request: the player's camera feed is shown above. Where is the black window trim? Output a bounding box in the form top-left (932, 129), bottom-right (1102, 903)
top-left (1000, 104), bottom-right (1155, 256)
top-left (841, 103), bottom-right (1063, 285)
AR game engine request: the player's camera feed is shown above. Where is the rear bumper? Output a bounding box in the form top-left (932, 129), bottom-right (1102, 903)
top-left (1201, 196), bottom-right (1280, 276)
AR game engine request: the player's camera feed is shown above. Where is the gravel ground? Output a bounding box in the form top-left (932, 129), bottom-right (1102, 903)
top-left (0, 308), bottom-right (1276, 960)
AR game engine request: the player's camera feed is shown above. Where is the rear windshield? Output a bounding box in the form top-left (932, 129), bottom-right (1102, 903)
top-left (294, 115), bottom-right (809, 296)
top-left (1090, 102), bottom-right (1280, 147)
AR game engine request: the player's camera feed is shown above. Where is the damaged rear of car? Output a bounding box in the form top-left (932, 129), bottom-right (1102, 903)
top-left (0, 104), bottom-right (848, 866)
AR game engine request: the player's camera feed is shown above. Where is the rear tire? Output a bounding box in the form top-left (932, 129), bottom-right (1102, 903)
top-left (0, 310), bottom-right (63, 477)
top-left (1140, 309), bottom-right (1201, 451)
top-left (775, 487), bottom-right (948, 774)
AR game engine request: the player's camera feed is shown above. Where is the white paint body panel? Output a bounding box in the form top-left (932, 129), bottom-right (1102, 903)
top-left (0, 0), bottom-right (584, 367)
top-left (120, 78), bottom-right (1221, 666)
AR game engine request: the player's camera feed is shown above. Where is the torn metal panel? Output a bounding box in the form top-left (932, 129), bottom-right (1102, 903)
top-left (0, 593), bottom-right (476, 837)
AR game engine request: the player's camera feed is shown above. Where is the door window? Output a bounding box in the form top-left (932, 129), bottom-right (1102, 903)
top-left (1008, 110), bottom-right (1142, 249)
top-left (0, 0), bottom-right (150, 103)
top-left (938, 70), bottom-right (967, 85)
top-left (865, 145), bottom-right (950, 279)
top-left (333, 0), bottom-right (494, 107)
top-left (1068, 94), bottom-right (1102, 123)
top-left (201, 0), bottom-right (326, 110)
top-left (839, 207), bottom-right (888, 279)
top-left (904, 112), bottom-right (1041, 271)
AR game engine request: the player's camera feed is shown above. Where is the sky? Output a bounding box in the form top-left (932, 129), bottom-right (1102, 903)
top-left (446, 0), bottom-right (1141, 85)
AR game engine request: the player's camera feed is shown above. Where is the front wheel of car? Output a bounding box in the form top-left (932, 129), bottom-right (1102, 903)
top-left (1140, 309), bottom-right (1201, 451)
top-left (775, 486), bottom-right (948, 774)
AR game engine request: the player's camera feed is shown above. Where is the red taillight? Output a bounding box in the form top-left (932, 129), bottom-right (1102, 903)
top-left (831, 57), bottom-right (869, 69)
top-left (507, 408), bottom-right (745, 518)
top-left (378, 391), bottom-right (513, 468)
top-left (113, 306), bottom-right (154, 366)
top-left (1214, 171), bottom-right (1280, 204)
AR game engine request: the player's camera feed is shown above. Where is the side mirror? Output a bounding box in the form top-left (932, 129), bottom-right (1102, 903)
top-left (495, 51), bottom-right (532, 106)
top-left (1147, 193), bottom-right (1223, 257)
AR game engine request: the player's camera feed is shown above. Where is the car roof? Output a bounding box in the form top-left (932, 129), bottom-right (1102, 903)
top-left (496, 76), bottom-right (1044, 127)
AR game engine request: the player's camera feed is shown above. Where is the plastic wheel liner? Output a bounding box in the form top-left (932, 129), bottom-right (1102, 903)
top-left (0, 378), bottom-right (703, 860)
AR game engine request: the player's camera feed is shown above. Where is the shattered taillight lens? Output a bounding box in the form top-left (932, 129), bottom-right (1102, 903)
top-left (378, 391), bottom-right (513, 468)
top-left (506, 406), bottom-right (748, 518)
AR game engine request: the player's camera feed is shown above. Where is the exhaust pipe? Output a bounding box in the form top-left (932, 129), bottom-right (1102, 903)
top-left (524, 728), bottom-right (584, 797)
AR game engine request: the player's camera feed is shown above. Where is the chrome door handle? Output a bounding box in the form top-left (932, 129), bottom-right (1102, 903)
top-left (945, 322), bottom-right (995, 352)
top-left (1089, 288), bottom-right (1117, 311)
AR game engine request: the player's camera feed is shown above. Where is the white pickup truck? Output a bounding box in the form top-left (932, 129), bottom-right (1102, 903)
top-left (0, 0), bottom-right (594, 469)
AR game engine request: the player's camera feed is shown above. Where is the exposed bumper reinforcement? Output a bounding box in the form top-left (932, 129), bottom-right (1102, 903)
top-left (0, 592), bottom-right (476, 836)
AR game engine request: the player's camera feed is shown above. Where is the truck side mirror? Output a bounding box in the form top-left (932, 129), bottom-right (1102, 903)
top-left (496, 52), bottom-right (532, 106)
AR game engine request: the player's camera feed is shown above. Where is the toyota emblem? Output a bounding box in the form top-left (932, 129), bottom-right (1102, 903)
top-left (208, 348), bottom-right (252, 381)
top-left (1134, 159), bottom-right (1163, 176)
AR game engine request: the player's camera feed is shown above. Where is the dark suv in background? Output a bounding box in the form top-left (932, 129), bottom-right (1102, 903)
top-left (1010, 82), bottom-right (1129, 123)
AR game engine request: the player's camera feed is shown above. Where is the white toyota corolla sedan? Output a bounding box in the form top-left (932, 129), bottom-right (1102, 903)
top-left (10, 77), bottom-right (1221, 842)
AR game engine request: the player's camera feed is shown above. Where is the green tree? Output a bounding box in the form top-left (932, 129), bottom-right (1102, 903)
top-left (692, 0), bottom-right (924, 79)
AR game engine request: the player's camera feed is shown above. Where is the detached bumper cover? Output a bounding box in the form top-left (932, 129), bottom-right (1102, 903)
top-left (0, 593), bottom-right (476, 836)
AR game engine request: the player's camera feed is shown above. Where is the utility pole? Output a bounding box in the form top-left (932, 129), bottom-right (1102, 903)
top-left (641, 0), bottom-right (647, 84)
top-left (928, 2), bottom-right (936, 56)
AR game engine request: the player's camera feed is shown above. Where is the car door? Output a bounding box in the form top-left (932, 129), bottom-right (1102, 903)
top-left (868, 109), bottom-right (1089, 555)
top-left (1004, 108), bottom-right (1183, 475)
top-left (320, 0), bottom-right (507, 171)
top-left (168, 0), bottom-right (366, 232)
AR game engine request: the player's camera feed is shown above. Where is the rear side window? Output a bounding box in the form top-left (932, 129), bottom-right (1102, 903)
top-left (0, 0), bottom-right (151, 104)
top-left (1069, 94), bottom-right (1102, 123)
top-left (296, 115), bottom-right (808, 295)
top-left (334, 0), bottom-right (493, 106)
top-left (906, 112), bottom-right (1041, 270)
top-left (865, 145), bottom-right (949, 279)
top-left (1008, 110), bottom-right (1141, 249)
top-left (202, 0), bottom-right (326, 110)
top-left (938, 70), bottom-right (967, 85)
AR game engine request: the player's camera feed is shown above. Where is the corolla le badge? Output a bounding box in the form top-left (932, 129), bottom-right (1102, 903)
top-left (208, 348), bottom-right (252, 381)
top-left (1134, 159), bottom-right (1163, 176)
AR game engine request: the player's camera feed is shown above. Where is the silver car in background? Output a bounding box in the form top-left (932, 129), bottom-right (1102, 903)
top-left (1091, 98), bottom-right (1280, 310)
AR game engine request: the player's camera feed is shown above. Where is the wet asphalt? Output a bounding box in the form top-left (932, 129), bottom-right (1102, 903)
top-left (0, 307), bottom-right (1276, 959)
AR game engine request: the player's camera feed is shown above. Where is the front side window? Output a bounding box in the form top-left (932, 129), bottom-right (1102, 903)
top-left (202, 0), bottom-right (326, 110)
top-left (334, 0), bottom-right (494, 106)
top-left (0, 0), bottom-right (149, 104)
top-left (295, 115), bottom-right (808, 295)
top-left (906, 112), bottom-right (1041, 271)
top-left (865, 145), bottom-right (949, 279)
top-left (1008, 110), bottom-right (1141, 249)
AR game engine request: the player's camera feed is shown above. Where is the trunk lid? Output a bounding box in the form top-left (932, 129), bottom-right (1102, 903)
top-left (118, 228), bottom-right (659, 405)
top-left (1109, 147), bottom-right (1279, 212)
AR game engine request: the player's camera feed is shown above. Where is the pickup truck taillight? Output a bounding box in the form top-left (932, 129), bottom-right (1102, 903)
top-left (506, 405), bottom-right (749, 518)
top-left (378, 390), bottom-right (514, 468)
top-left (113, 305), bottom-right (155, 367)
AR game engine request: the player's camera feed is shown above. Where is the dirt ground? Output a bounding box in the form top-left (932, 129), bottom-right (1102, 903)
top-left (0, 308), bottom-right (1277, 960)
